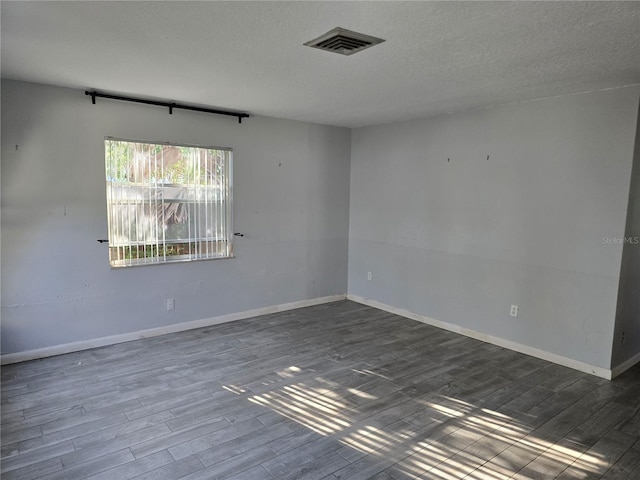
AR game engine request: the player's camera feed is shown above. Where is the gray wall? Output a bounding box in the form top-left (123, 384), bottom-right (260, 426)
top-left (1, 80), bottom-right (351, 354)
top-left (3, 79), bottom-right (639, 372)
top-left (349, 87), bottom-right (639, 369)
top-left (612, 103), bottom-right (640, 369)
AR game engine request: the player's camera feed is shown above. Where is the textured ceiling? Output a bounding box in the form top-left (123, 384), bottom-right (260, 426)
top-left (2, 1), bottom-right (640, 127)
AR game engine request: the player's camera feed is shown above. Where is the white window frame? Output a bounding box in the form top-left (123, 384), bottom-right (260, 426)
top-left (105, 137), bottom-right (233, 268)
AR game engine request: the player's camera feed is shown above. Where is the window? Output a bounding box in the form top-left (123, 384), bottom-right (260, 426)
top-left (105, 138), bottom-right (233, 267)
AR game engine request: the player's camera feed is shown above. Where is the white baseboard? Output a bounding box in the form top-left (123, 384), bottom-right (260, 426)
top-left (1, 294), bottom-right (346, 365)
top-left (611, 351), bottom-right (640, 379)
top-left (347, 294), bottom-right (613, 380)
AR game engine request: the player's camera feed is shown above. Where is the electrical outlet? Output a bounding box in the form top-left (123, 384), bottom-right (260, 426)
top-left (367, 271), bottom-right (372, 281)
top-left (510, 305), bottom-right (519, 317)
top-left (622, 331), bottom-right (626, 345)
top-left (166, 298), bottom-right (175, 311)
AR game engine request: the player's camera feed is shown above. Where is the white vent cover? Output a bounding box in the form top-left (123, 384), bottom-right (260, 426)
top-left (304, 27), bottom-right (385, 56)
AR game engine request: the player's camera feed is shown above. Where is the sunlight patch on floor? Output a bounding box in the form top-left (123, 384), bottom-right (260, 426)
top-left (235, 372), bottom-right (612, 479)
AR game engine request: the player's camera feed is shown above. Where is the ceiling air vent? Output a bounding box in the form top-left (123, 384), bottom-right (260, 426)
top-left (304, 27), bottom-right (385, 56)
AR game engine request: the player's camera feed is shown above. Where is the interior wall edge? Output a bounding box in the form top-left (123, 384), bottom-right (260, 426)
top-left (611, 350), bottom-right (640, 379)
top-left (347, 294), bottom-right (613, 380)
top-left (610, 99), bottom-right (640, 370)
top-left (0, 294), bottom-right (346, 365)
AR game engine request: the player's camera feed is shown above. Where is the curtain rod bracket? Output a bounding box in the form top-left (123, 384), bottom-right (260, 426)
top-left (84, 90), bottom-right (249, 123)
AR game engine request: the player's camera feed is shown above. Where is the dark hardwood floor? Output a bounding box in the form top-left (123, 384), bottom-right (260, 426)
top-left (2, 300), bottom-right (640, 479)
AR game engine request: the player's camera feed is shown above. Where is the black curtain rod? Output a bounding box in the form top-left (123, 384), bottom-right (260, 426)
top-left (85, 90), bottom-right (250, 123)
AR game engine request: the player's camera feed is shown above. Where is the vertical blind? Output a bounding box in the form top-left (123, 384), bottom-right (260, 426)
top-left (105, 138), bottom-right (233, 267)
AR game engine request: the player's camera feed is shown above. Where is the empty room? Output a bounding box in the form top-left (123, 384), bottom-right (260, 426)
top-left (2, 1), bottom-right (640, 479)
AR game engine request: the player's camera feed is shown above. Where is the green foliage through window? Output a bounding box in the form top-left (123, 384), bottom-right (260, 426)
top-left (105, 138), bottom-right (233, 267)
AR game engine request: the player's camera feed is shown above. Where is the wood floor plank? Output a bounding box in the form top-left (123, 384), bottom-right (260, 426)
top-left (36, 449), bottom-right (135, 480)
top-left (84, 450), bottom-right (175, 480)
top-left (130, 418), bottom-right (230, 459)
top-left (277, 450), bottom-right (350, 480)
top-left (128, 453), bottom-right (204, 480)
top-left (262, 436), bottom-right (344, 478)
top-left (555, 429), bottom-right (637, 479)
top-left (178, 445), bottom-right (276, 480)
top-left (601, 440), bottom-right (640, 479)
top-left (0, 441), bottom-right (76, 474)
top-left (0, 457), bottom-right (64, 480)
